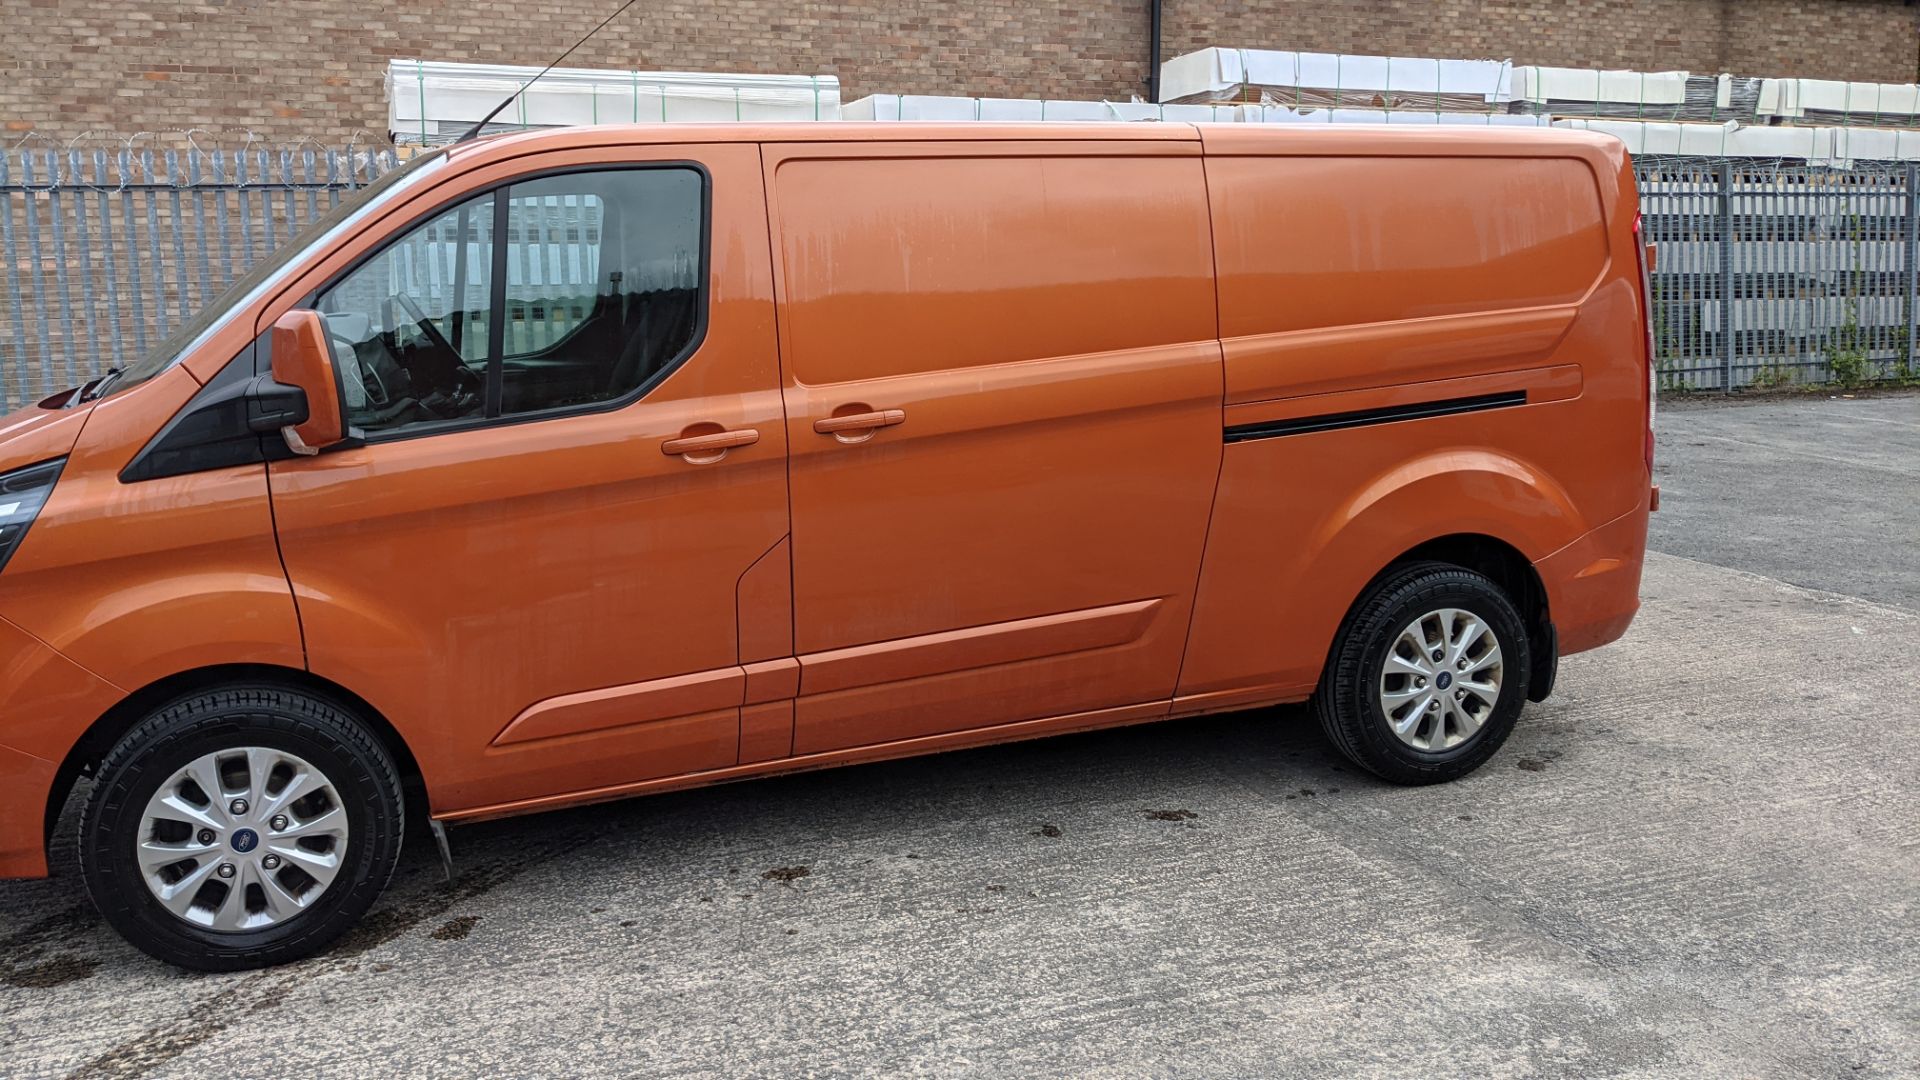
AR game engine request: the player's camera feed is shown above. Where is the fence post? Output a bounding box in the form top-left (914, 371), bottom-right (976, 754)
top-left (1718, 160), bottom-right (1735, 392)
top-left (1907, 161), bottom-right (1918, 376)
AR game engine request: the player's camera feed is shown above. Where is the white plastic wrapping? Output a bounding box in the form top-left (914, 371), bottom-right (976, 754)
top-left (1234, 105), bottom-right (1552, 126)
top-left (1554, 117), bottom-right (1920, 165)
top-left (1756, 78), bottom-right (1920, 123)
top-left (1158, 47), bottom-right (1514, 105)
top-left (388, 60), bottom-right (841, 143)
top-left (841, 95), bottom-right (1237, 123)
top-left (1513, 66), bottom-right (1690, 106)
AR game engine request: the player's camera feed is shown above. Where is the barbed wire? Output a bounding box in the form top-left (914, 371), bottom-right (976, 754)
top-left (1, 129), bottom-right (389, 193)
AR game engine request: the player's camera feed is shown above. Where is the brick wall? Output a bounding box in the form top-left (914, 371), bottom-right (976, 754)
top-left (1, 0), bottom-right (1914, 143)
top-left (1160, 0), bottom-right (1917, 84)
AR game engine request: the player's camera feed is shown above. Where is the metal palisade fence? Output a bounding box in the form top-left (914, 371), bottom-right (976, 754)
top-left (1638, 156), bottom-right (1917, 390)
top-left (0, 140), bottom-right (400, 410)
top-left (1, 141), bottom-right (1918, 408)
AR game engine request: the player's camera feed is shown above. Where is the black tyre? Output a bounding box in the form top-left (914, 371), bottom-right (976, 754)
top-left (79, 686), bottom-right (403, 971)
top-left (1314, 562), bottom-right (1532, 784)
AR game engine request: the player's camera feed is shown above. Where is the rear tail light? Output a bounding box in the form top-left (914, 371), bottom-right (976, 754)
top-left (0, 458), bottom-right (64, 574)
top-left (1633, 212), bottom-right (1656, 474)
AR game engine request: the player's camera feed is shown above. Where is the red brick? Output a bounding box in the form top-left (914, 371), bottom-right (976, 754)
top-left (0, 0), bottom-right (1911, 143)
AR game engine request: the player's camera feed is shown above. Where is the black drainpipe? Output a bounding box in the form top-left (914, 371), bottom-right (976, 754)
top-left (1147, 0), bottom-right (1163, 103)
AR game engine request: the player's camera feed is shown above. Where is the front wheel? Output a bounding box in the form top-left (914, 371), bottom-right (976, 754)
top-left (79, 686), bottom-right (404, 971)
top-left (1315, 562), bottom-right (1532, 784)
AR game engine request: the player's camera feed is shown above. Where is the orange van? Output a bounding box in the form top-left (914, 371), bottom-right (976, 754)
top-left (0, 123), bottom-right (1653, 969)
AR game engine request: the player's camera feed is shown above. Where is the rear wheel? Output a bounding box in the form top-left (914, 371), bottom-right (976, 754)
top-left (79, 686), bottom-right (403, 971)
top-left (1315, 562), bottom-right (1531, 784)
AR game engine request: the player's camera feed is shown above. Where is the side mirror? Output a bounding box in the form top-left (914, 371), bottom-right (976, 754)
top-left (269, 310), bottom-right (346, 455)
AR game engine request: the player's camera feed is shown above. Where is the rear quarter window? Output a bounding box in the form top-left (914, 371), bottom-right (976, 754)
top-left (1210, 156), bottom-right (1610, 338)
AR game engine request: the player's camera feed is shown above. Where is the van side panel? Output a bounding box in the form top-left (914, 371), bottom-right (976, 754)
top-left (763, 142), bottom-right (1222, 752)
top-left (1178, 132), bottom-right (1648, 706)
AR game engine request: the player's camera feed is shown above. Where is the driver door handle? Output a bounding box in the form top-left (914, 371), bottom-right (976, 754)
top-left (661, 428), bottom-right (760, 457)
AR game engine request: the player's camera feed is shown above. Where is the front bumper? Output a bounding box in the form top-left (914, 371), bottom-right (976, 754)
top-left (0, 615), bottom-right (124, 879)
top-left (0, 741), bottom-right (56, 877)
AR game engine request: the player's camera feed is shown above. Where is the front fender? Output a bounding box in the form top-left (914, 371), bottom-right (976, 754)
top-left (0, 366), bottom-right (305, 697)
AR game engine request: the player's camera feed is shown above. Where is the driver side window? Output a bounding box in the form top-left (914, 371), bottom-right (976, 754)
top-left (313, 166), bottom-right (706, 439)
top-left (317, 193), bottom-right (494, 436)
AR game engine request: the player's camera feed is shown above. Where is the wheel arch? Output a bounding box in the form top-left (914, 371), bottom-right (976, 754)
top-left (45, 663), bottom-right (426, 860)
top-left (1179, 444), bottom-right (1587, 702)
top-left (1357, 533), bottom-right (1557, 702)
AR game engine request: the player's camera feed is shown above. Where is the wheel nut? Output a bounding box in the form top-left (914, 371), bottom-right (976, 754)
top-left (229, 798), bottom-right (250, 817)
top-left (1457, 659), bottom-right (1469, 670)
top-left (1454, 690), bottom-right (1464, 701)
top-left (1415, 677), bottom-right (1426, 688)
top-left (261, 854), bottom-right (282, 871)
top-left (1430, 649), bottom-right (1444, 661)
top-left (1427, 700), bottom-right (1439, 711)
top-left (269, 815), bottom-right (289, 831)
top-left (196, 828), bottom-right (216, 845)
top-left (216, 863), bottom-right (236, 879)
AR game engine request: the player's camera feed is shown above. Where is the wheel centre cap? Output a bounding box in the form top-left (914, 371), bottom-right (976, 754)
top-left (230, 828), bottom-right (260, 854)
top-left (1435, 671), bottom-right (1453, 690)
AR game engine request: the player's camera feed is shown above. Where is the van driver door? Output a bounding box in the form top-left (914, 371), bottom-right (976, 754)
top-left (261, 143), bottom-right (791, 813)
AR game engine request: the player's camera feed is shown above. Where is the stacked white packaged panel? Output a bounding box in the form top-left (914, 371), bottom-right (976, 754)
top-left (841, 95), bottom-right (1237, 122)
top-left (1554, 118), bottom-right (1920, 166)
top-left (1235, 104), bottom-right (1551, 126)
top-left (388, 60), bottom-right (840, 144)
top-left (1157, 46), bottom-right (1513, 111)
top-left (1756, 78), bottom-right (1920, 129)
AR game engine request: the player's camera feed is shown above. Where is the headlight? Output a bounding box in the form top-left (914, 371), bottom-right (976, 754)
top-left (0, 459), bottom-right (64, 574)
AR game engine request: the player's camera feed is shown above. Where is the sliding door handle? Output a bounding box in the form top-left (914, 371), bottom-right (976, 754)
top-left (662, 427), bottom-right (759, 463)
top-left (814, 409), bottom-right (906, 436)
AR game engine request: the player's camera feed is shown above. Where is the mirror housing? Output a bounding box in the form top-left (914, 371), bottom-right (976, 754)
top-left (270, 310), bottom-right (346, 455)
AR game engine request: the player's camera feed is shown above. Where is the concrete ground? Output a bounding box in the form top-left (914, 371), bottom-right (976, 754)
top-left (1651, 392), bottom-right (1920, 609)
top-left (2, 393), bottom-right (1916, 1078)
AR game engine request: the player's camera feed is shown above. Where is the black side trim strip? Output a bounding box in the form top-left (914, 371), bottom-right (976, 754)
top-left (1223, 391), bottom-right (1528, 444)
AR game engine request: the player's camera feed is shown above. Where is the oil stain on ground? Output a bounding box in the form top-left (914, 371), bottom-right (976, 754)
top-left (3, 953), bottom-right (98, 989)
top-left (1144, 809), bottom-right (1198, 821)
top-left (0, 907), bottom-right (101, 990)
top-left (762, 866), bottom-right (810, 883)
top-left (429, 915), bottom-right (481, 942)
